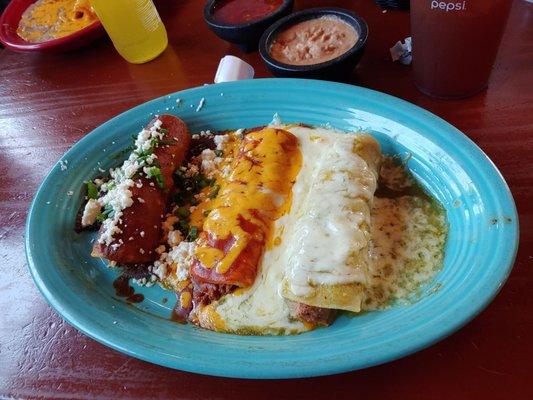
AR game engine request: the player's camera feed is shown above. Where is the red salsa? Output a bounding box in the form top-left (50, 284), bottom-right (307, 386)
top-left (212, 0), bottom-right (283, 25)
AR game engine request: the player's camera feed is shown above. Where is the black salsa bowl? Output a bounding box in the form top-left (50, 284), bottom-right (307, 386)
top-left (204, 0), bottom-right (294, 52)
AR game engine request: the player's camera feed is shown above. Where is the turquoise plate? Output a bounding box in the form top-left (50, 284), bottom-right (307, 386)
top-left (25, 79), bottom-right (518, 378)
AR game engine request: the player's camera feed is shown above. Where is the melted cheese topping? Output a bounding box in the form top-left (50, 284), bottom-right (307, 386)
top-left (17, 0), bottom-right (98, 43)
top-left (205, 211), bottom-right (306, 335)
top-left (194, 128), bottom-right (301, 274)
top-left (154, 125), bottom-right (447, 336)
top-left (210, 125), bottom-right (378, 334)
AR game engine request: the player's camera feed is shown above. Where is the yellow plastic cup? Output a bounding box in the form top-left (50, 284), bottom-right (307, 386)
top-left (90, 0), bottom-right (168, 64)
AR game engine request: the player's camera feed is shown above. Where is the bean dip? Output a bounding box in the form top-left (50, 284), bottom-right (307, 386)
top-left (269, 16), bottom-right (358, 66)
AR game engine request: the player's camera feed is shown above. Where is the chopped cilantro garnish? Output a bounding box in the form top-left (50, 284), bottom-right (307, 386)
top-left (113, 146), bottom-right (134, 160)
top-left (85, 181), bottom-right (99, 200)
top-left (159, 139), bottom-right (177, 146)
top-left (102, 203), bottom-right (114, 217)
top-left (176, 206), bottom-right (190, 218)
top-left (214, 149), bottom-right (223, 157)
top-left (198, 177), bottom-right (211, 189)
top-left (146, 166), bottom-right (165, 189)
top-left (171, 164), bottom-right (219, 215)
top-left (172, 168), bottom-right (216, 206)
top-left (136, 149), bottom-right (152, 161)
top-left (159, 128), bottom-right (168, 135)
top-left (154, 175), bottom-right (165, 189)
top-left (178, 220), bottom-right (189, 233)
top-left (208, 184), bottom-right (220, 199)
top-left (96, 204), bottom-right (114, 222)
top-left (187, 226), bottom-right (199, 241)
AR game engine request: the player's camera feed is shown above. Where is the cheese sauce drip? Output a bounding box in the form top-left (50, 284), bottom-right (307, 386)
top-left (17, 0), bottom-right (98, 43)
top-left (194, 127), bottom-right (302, 275)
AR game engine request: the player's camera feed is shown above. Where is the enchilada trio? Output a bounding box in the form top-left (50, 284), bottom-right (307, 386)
top-left (79, 115), bottom-right (447, 335)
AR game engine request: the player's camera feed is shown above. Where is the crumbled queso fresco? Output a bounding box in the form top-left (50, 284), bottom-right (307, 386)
top-left (81, 118), bottom-right (171, 246)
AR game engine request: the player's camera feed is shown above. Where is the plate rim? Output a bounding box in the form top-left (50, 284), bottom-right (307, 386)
top-left (25, 78), bottom-right (519, 378)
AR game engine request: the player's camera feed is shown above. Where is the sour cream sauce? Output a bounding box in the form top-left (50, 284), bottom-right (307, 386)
top-left (284, 129), bottom-right (376, 296)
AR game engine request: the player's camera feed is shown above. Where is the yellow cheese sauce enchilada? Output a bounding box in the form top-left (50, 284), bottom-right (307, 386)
top-left (78, 117), bottom-right (448, 336)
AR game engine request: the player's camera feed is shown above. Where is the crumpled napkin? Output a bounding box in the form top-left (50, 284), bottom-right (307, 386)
top-left (390, 37), bottom-right (412, 65)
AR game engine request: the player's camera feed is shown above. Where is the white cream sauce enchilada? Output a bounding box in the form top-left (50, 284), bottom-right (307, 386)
top-left (284, 130), bottom-right (378, 297)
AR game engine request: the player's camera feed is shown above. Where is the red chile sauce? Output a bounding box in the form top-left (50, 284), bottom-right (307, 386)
top-left (113, 275), bottom-right (144, 303)
top-left (212, 0), bottom-right (283, 25)
top-left (171, 300), bottom-right (188, 324)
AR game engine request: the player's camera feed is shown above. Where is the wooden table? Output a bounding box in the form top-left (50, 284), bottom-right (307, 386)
top-left (1, 0), bottom-right (531, 398)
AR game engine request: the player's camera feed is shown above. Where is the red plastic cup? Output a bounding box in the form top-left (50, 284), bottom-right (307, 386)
top-left (411, 0), bottom-right (513, 99)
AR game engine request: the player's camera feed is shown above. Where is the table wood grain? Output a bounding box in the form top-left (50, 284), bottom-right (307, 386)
top-left (1, 0), bottom-right (532, 399)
